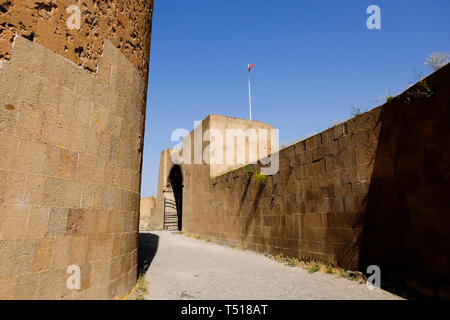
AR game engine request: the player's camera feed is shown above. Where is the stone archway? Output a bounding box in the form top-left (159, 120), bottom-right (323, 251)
top-left (167, 165), bottom-right (183, 231)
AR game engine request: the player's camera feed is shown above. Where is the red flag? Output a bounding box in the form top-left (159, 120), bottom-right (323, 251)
top-left (248, 64), bottom-right (255, 72)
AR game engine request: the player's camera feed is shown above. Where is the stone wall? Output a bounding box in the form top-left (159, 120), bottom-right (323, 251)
top-left (139, 196), bottom-right (156, 230)
top-left (152, 115), bottom-right (276, 232)
top-left (180, 65), bottom-right (450, 299)
top-left (0, 0), bottom-right (153, 300)
top-left (0, 0), bottom-right (153, 77)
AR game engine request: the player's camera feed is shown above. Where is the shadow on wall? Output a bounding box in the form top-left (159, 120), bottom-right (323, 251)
top-left (138, 233), bottom-right (159, 275)
top-left (358, 64), bottom-right (450, 299)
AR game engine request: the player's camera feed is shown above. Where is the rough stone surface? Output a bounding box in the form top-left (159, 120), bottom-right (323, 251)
top-left (139, 196), bottom-right (156, 230)
top-left (0, 30), bottom-right (150, 299)
top-left (0, 0), bottom-right (153, 78)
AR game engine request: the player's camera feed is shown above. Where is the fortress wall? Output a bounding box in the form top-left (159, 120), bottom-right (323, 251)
top-left (0, 0), bottom-right (153, 300)
top-left (0, 0), bottom-right (153, 77)
top-left (139, 196), bottom-right (156, 230)
top-left (152, 115), bottom-right (276, 232)
top-left (184, 65), bottom-right (450, 298)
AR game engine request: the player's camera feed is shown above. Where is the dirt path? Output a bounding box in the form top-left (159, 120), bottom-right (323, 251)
top-left (140, 231), bottom-right (402, 300)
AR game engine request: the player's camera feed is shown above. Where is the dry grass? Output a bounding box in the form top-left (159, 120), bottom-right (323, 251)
top-left (263, 253), bottom-right (366, 283)
top-left (127, 273), bottom-right (148, 300)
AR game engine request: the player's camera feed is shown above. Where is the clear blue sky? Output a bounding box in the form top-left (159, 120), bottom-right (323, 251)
top-left (140, 0), bottom-right (450, 198)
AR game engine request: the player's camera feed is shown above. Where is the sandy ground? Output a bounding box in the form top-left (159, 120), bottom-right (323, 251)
top-left (141, 230), bottom-right (402, 300)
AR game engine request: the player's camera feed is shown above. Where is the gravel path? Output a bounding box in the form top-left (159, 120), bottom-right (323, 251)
top-left (142, 231), bottom-right (402, 300)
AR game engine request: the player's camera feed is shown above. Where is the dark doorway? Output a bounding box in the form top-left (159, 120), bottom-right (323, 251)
top-left (167, 165), bottom-right (183, 231)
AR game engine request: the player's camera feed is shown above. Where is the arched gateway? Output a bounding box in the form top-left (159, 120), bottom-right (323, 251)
top-left (163, 165), bottom-right (183, 231)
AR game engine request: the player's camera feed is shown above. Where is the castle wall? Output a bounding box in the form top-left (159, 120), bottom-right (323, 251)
top-left (152, 115), bottom-right (276, 232)
top-left (0, 0), bottom-right (153, 300)
top-left (139, 196), bottom-right (156, 230)
top-left (182, 65), bottom-right (450, 299)
top-left (0, 0), bottom-right (152, 77)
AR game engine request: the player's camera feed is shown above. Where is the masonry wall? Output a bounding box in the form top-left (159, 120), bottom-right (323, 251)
top-left (153, 115), bottom-right (275, 232)
top-left (139, 196), bottom-right (156, 230)
top-left (183, 65), bottom-right (450, 299)
top-left (0, 1), bottom-right (153, 300)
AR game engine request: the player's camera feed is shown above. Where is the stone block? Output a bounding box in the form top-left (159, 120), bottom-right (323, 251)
top-left (1, 172), bottom-right (27, 205)
top-left (16, 100), bottom-right (44, 141)
top-left (50, 236), bottom-right (70, 270)
top-left (92, 103), bottom-right (109, 131)
top-left (0, 94), bottom-right (18, 134)
top-left (33, 238), bottom-right (54, 272)
top-left (68, 236), bottom-right (88, 265)
top-left (93, 80), bottom-right (107, 106)
top-left (75, 69), bottom-right (94, 99)
top-left (44, 145), bottom-right (61, 177)
top-left (75, 95), bottom-right (92, 125)
top-left (14, 273), bottom-right (39, 300)
top-left (0, 240), bottom-right (15, 277)
top-left (48, 208), bottom-right (68, 236)
top-left (16, 69), bottom-right (42, 105)
top-left (27, 207), bottom-right (49, 238)
top-left (12, 239), bottom-right (36, 275)
top-left (97, 58), bottom-right (112, 85)
top-left (77, 153), bottom-right (96, 183)
top-left (42, 177), bottom-right (66, 207)
top-left (39, 79), bottom-right (60, 108)
top-left (37, 269), bottom-right (63, 300)
top-left (66, 209), bottom-right (84, 235)
top-left (0, 63), bottom-right (20, 96)
top-left (102, 40), bottom-right (119, 66)
top-left (0, 276), bottom-right (16, 300)
top-left (95, 211), bottom-right (109, 234)
top-left (102, 188), bottom-right (116, 211)
top-left (14, 139), bottom-right (46, 174)
top-left (0, 134), bottom-right (18, 170)
top-left (64, 181), bottom-right (83, 208)
top-left (57, 87), bottom-right (77, 118)
top-left (11, 36), bottom-right (34, 69)
top-left (59, 149), bottom-right (79, 179)
top-left (41, 49), bottom-right (66, 85)
top-left (62, 61), bottom-right (79, 91)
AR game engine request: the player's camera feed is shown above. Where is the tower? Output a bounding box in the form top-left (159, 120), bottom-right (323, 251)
top-left (0, 1), bottom-right (154, 299)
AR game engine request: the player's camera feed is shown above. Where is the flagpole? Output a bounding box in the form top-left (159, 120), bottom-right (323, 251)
top-left (248, 67), bottom-right (252, 121)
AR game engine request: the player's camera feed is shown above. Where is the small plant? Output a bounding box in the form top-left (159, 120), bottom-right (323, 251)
top-left (137, 274), bottom-right (148, 294)
top-left (416, 80), bottom-right (433, 98)
top-left (128, 273), bottom-right (148, 300)
top-left (254, 172), bottom-right (267, 184)
top-left (286, 258), bottom-right (300, 267)
top-left (244, 164), bottom-right (253, 174)
top-left (274, 253), bottom-right (285, 263)
top-left (308, 261), bottom-right (320, 274)
top-left (340, 270), bottom-right (359, 281)
top-left (403, 79), bottom-right (433, 104)
top-left (326, 263), bottom-right (334, 274)
top-left (425, 52), bottom-right (450, 71)
top-left (350, 106), bottom-right (364, 117)
top-left (386, 93), bottom-right (396, 103)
